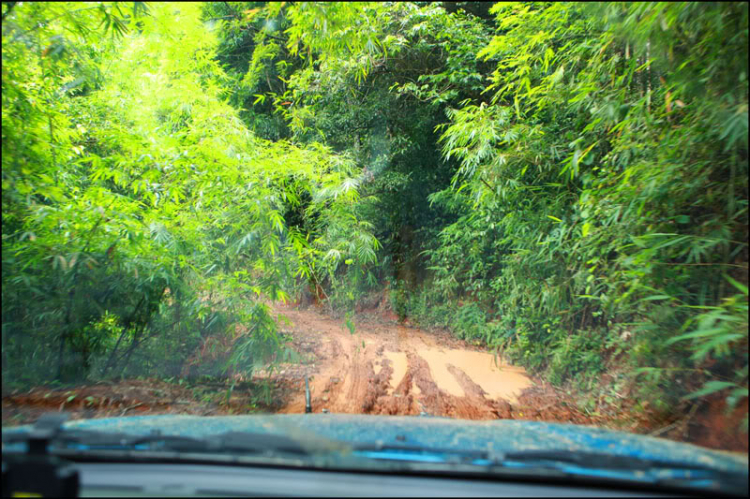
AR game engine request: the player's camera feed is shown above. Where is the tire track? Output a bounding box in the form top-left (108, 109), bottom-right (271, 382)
top-left (272, 304), bottom-right (534, 420)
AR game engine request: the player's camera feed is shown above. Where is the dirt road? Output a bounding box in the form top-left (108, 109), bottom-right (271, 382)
top-left (0, 303), bottom-right (594, 428)
top-left (267, 303), bottom-right (591, 423)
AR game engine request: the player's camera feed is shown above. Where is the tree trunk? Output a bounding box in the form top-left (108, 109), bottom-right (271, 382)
top-left (102, 295), bottom-right (146, 376)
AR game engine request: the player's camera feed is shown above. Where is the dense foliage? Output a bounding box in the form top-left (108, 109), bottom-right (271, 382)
top-left (2, 2), bottom-right (377, 385)
top-left (2, 2), bottom-right (747, 430)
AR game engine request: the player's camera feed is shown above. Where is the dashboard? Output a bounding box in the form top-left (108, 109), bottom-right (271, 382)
top-left (65, 462), bottom-right (678, 497)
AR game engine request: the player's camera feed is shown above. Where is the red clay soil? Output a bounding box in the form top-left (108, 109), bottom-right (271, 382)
top-left (689, 396), bottom-right (749, 453)
top-left (638, 395), bottom-right (749, 454)
top-left (2, 378), bottom-right (285, 427)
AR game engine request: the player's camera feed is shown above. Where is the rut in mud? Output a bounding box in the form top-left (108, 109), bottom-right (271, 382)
top-left (266, 303), bottom-right (593, 424)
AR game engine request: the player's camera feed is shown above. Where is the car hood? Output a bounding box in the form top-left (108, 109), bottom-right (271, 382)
top-left (4, 413), bottom-right (747, 474)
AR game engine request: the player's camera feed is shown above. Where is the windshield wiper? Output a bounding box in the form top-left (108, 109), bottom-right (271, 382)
top-left (502, 449), bottom-right (728, 471)
top-left (351, 444), bottom-right (747, 495)
top-left (487, 449), bottom-right (747, 495)
top-left (4, 427), bottom-right (344, 456)
top-left (354, 442), bottom-right (744, 473)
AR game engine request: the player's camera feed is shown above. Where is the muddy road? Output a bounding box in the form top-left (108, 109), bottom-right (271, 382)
top-left (1, 304), bottom-right (594, 428)
top-left (266, 304), bottom-right (593, 424)
top-left (4, 303), bottom-right (745, 453)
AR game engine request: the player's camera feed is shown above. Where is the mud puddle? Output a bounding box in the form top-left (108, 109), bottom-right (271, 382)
top-left (268, 304), bottom-right (564, 420)
top-left (417, 348), bottom-right (531, 402)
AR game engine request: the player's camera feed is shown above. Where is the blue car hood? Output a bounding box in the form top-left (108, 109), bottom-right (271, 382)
top-left (4, 413), bottom-right (747, 474)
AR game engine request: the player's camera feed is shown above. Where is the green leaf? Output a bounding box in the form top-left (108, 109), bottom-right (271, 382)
top-left (639, 295), bottom-right (673, 302)
top-left (684, 381), bottom-right (736, 400)
top-left (725, 275), bottom-right (748, 296)
top-left (666, 327), bottom-right (725, 345)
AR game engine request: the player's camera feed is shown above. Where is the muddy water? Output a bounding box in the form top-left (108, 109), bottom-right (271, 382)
top-left (383, 351), bottom-right (407, 393)
top-left (418, 348), bottom-right (531, 403)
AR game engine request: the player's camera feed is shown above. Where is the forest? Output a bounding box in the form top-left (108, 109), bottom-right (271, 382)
top-left (2, 2), bottom-right (748, 442)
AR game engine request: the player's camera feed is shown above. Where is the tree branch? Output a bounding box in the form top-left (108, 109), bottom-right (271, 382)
top-left (480, 177), bottom-right (495, 193)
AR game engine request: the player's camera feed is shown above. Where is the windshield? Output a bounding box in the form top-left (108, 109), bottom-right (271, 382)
top-left (2, 0), bottom-right (748, 488)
